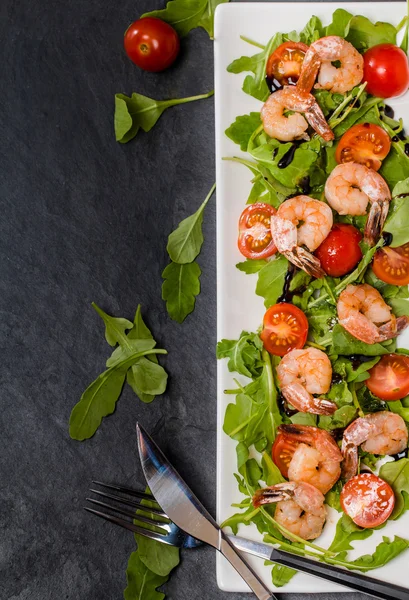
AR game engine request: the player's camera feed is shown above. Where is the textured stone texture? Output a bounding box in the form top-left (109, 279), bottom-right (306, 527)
top-left (0, 0), bottom-right (387, 598)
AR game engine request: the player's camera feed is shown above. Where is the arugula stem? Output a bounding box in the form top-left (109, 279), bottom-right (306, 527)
top-left (328, 82), bottom-right (368, 129)
top-left (229, 413), bottom-right (259, 437)
top-left (166, 90), bottom-right (214, 107)
top-left (261, 348), bottom-right (278, 439)
top-left (240, 35), bottom-right (265, 49)
top-left (244, 508), bottom-right (260, 521)
top-left (247, 123), bottom-right (264, 153)
top-left (322, 278), bottom-right (336, 305)
top-left (351, 383), bottom-right (365, 418)
top-left (397, 15), bottom-right (408, 33)
top-left (305, 340), bottom-right (326, 351)
top-left (223, 156), bottom-right (259, 171)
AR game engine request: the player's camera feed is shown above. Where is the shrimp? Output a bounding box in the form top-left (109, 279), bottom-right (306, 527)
top-left (277, 347), bottom-right (337, 414)
top-left (337, 283), bottom-right (409, 344)
top-left (299, 36), bottom-right (363, 94)
top-left (325, 162), bottom-right (391, 246)
top-left (270, 196), bottom-right (333, 277)
top-left (342, 412), bottom-right (408, 480)
top-left (261, 86), bottom-right (334, 142)
top-left (279, 424), bottom-right (342, 494)
top-left (253, 481), bottom-right (326, 540)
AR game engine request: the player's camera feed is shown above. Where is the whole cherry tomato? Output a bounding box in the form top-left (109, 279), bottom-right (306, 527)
top-left (315, 224), bottom-right (362, 277)
top-left (124, 17), bottom-right (180, 72)
top-left (363, 44), bottom-right (409, 98)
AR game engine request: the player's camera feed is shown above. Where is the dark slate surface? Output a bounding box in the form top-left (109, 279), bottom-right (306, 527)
top-left (0, 0), bottom-right (395, 598)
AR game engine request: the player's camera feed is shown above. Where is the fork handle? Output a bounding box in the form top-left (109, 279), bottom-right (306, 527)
top-left (220, 533), bottom-right (277, 600)
top-left (271, 548), bottom-right (409, 600)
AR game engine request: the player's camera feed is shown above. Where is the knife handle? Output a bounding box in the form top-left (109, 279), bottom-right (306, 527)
top-left (220, 533), bottom-right (277, 600)
top-left (271, 548), bottom-right (409, 600)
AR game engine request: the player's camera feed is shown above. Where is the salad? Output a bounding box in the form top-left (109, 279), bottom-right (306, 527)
top-left (217, 7), bottom-right (409, 588)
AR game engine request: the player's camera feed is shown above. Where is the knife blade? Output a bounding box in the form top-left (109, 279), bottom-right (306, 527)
top-left (136, 422), bottom-right (276, 600)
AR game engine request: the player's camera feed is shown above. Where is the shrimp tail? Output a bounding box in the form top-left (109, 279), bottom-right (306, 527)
top-left (304, 103), bottom-right (334, 142)
top-left (341, 444), bottom-right (358, 481)
top-left (297, 49), bottom-right (321, 94)
top-left (253, 483), bottom-right (295, 507)
top-left (286, 247), bottom-right (326, 278)
top-left (282, 382), bottom-right (336, 414)
top-left (377, 315), bottom-right (409, 341)
top-left (364, 199), bottom-right (389, 246)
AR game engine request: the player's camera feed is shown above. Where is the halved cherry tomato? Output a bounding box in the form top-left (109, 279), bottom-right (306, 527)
top-left (124, 18), bottom-right (180, 72)
top-left (335, 123), bottom-right (391, 171)
top-left (340, 473), bottom-right (395, 528)
top-left (372, 243), bottom-right (409, 286)
top-left (266, 42), bottom-right (309, 86)
top-left (272, 433), bottom-right (299, 479)
top-left (260, 303), bottom-right (308, 357)
top-left (238, 203), bottom-right (277, 260)
top-left (364, 44), bottom-right (409, 99)
top-left (315, 224), bottom-right (362, 277)
top-left (366, 353), bottom-right (409, 401)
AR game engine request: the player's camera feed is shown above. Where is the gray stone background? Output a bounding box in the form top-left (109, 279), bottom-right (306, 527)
top-left (0, 0), bottom-right (398, 598)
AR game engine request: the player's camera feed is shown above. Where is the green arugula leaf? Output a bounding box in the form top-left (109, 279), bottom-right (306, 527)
top-left (326, 481), bottom-right (343, 512)
top-left (325, 8), bottom-right (397, 50)
top-left (271, 564), bottom-right (297, 587)
top-left (220, 504), bottom-right (258, 535)
top-left (326, 8), bottom-right (352, 37)
top-left (319, 405), bottom-right (357, 431)
top-left (225, 113), bottom-right (262, 151)
top-left (329, 513), bottom-right (374, 553)
top-left (236, 259), bottom-right (268, 274)
top-left (141, 0), bottom-right (207, 37)
top-left (92, 303), bottom-right (133, 346)
top-left (332, 355), bottom-right (380, 383)
top-left (389, 297), bottom-right (409, 317)
top-left (256, 256), bottom-right (288, 308)
top-left (162, 261), bottom-right (201, 323)
top-left (124, 551), bottom-right (168, 600)
top-left (381, 147), bottom-right (409, 190)
top-left (197, 0), bottom-right (229, 38)
top-left (114, 90), bottom-right (213, 143)
top-left (331, 324), bottom-right (395, 356)
top-left (343, 536), bottom-right (409, 571)
top-left (379, 458), bottom-right (409, 519)
top-left (356, 386), bottom-right (387, 414)
top-left (217, 331), bottom-right (263, 378)
top-left (167, 184), bottom-right (215, 264)
top-left (69, 349), bottom-right (166, 440)
top-left (384, 178), bottom-right (409, 246)
top-left (299, 15), bottom-right (324, 44)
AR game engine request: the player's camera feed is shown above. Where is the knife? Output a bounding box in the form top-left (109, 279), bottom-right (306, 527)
top-left (136, 423), bottom-right (276, 600)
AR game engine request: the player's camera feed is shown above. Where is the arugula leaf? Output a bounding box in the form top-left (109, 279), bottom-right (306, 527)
top-left (379, 459), bottom-right (409, 519)
top-left (227, 33), bottom-right (283, 101)
top-left (221, 504), bottom-right (258, 535)
top-left (225, 113), bottom-right (262, 151)
top-left (92, 304), bottom-right (133, 346)
top-left (114, 90), bottom-right (213, 143)
top-left (332, 355), bottom-right (380, 383)
top-left (329, 513), bottom-right (373, 553)
top-left (342, 536), bottom-right (409, 571)
top-left (167, 184), bottom-right (215, 264)
top-left (325, 8), bottom-right (397, 50)
top-left (387, 399), bottom-right (409, 422)
top-left (271, 564), bottom-right (297, 587)
top-left (326, 8), bottom-right (352, 37)
top-left (141, 0), bottom-right (207, 37)
top-left (124, 551), bottom-right (168, 600)
top-left (384, 179), bottom-right (409, 246)
top-left (217, 331), bottom-right (263, 378)
top-left (326, 481), bottom-right (343, 512)
top-left (262, 451), bottom-right (285, 485)
top-left (299, 15), bottom-right (324, 44)
top-left (256, 256), bottom-right (288, 308)
top-left (356, 386), bottom-right (387, 414)
top-left (290, 412), bottom-right (317, 427)
top-left (319, 405), bottom-right (357, 431)
top-left (197, 0), bottom-right (229, 38)
top-left (331, 324), bottom-right (395, 356)
top-left (162, 261), bottom-right (201, 323)
top-left (69, 348), bottom-right (167, 440)
top-left (236, 259), bottom-right (267, 274)
top-left (381, 147), bottom-right (409, 190)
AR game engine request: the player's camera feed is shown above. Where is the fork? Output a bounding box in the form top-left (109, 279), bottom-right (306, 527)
top-left (85, 481), bottom-right (409, 600)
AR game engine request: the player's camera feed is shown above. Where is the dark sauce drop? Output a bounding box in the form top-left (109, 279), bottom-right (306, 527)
top-left (405, 143), bottom-right (409, 157)
top-left (331, 373), bottom-right (343, 385)
top-left (396, 193), bottom-right (409, 199)
top-left (272, 147), bottom-right (279, 159)
top-left (392, 135), bottom-right (400, 143)
top-left (349, 354), bottom-right (375, 370)
top-left (392, 449), bottom-right (409, 461)
top-left (382, 232), bottom-right (393, 246)
top-left (299, 176), bottom-right (311, 195)
top-left (265, 76), bottom-right (283, 94)
top-left (278, 143), bottom-right (298, 169)
top-left (329, 427), bottom-right (345, 441)
top-left (384, 105), bottom-right (395, 119)
top-left (398, 130), bottom-right (407, 141)
top-left (277, 264), bottom-right (296, 303)
top-left (277, 393), bottom-right (298, 417)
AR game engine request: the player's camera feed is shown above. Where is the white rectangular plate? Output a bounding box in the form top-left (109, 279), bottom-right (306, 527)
top-left (215, 1), bottom-right (409, 593)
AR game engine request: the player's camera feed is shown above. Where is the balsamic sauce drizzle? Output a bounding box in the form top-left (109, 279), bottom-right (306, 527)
top-left (278, 143), bottom-right (299, 169)
top-left (277, 264), bottom-right (296, 303)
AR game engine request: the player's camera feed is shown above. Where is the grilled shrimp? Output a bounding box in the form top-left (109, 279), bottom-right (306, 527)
top-left (325, 162), bottom-right (391, 246)
top-left (261, 86), bottom-right (334, 142)
top-left (253, 481), bottom-right (326, 540)
top-left (277, 347), bottom-right (337, 415)
top-left (337, 283), bottom-right (409, 344)
top-left (342, 412), bottom-right (408, 480)
top-left (279, 424), bottom-right (342, 494)
top-left (299, 36), bottom-right (363, 94)
top-left (270, 196), bottom-right (333, 277)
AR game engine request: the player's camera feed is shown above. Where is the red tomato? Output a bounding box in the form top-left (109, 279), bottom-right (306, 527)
top-left (372, 243), bottom-right (409, 286)
top-left (341, 473), bottom-right (395, 528)
top-left (363, 44), bottom-right (409, 98)
top-left (272, 433), bottom-right (299, 479)
top-left (335, 123), bottom-right (391, 171)
top-left (315, 224), bottom-right (363, 277)
top-left (124, 18), bottom-right (180, 72)
top-left (260, 303), bottom-right (308, 357)
top-left (238, 203), bottom-right (277, 260)
top-left (366, 354), bottom-right (409, 401)
top-left (266, 42), bottom-right (309, 86)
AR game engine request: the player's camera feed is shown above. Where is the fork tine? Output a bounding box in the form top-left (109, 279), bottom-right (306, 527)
top-left (89, 489), bottom-right (167, 517)
top-left (86, 498), bottom-right (169, 531)
top-left (84, 508), bottom-right (175, 545)
top-left (92, 481), bottom-right (159, 505)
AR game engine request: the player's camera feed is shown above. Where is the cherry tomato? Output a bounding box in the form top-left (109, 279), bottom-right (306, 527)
top-left (260, 303), bottom-right (308, 357)
top-left (315, 224), bottom-right (363, 277)
top-left (335, 123), bottom-right (391, 171)
top-left (363, 44), bottom-right (409, 98)
top-left (272, 433), bottom-right (299, 479)
top-left (341, 473), bottom-right (395, 528)
top-left (124, 17), bottom-right (180, 72)
top-left (372, 243), bottom-right (409, 286)
top-left (238, 203), bottom-right (277, 260)
top-left (266, 42), bottom-right (309, 86)
top-left (366, 354), bottom-right (409, 401)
